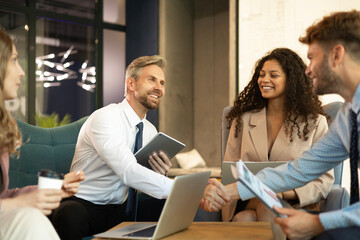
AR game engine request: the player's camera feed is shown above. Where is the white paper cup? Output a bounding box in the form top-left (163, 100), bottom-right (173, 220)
top-left (38, 169), bottom-right (64, 189)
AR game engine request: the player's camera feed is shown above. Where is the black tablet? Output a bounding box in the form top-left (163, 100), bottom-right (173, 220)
top-left (135, 132), bottom-right (186, 169)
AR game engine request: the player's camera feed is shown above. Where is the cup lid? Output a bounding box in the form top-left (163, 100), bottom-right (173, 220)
top-left (38, 169), bottom-right (64, 179)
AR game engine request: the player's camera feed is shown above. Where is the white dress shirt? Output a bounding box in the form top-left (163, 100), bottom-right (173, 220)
top-left (71, 99), bottom-right (173, 205)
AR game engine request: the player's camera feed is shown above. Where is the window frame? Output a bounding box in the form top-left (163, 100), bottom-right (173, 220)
top-left (0, 0), bottom-right (126, 124)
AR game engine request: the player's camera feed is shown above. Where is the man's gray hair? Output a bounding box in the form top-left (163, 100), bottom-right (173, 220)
top-left (124, 55), bottom-right (166, 97)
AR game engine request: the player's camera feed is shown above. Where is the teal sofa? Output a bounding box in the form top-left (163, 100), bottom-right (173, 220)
top-left (8, 117), bottom-right (165, 223)
top-left (9, 117), bottom-right (88, 189)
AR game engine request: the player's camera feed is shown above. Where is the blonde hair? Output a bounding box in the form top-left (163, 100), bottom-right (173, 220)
top-left (0, 30), bottom-right (21, 155)
top-left (124, 55), bottom-right (166, 97)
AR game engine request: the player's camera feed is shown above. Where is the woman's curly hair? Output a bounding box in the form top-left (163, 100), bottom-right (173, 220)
top-left (227, 48), bottom-right (327, 142)
top-left (0, 30), bottom-right (21, 155)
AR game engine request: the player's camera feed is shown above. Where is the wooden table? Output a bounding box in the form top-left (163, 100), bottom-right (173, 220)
top-left (93, 221), bottom-right (273, 240)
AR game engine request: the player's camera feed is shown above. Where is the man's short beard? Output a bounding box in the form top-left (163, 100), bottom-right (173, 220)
top-left (139, 95), bottom-right (158, 110)
top-left (315, 55), bottom-right (341, 95)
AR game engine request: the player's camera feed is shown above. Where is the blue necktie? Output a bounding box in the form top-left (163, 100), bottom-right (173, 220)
top-left (126, 122), bottom-right (143, 220)
top-left (350, 110), bottom-right (359, 204)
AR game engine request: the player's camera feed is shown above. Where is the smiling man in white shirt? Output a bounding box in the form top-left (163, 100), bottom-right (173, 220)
top-left (50, 55), bottom-right (175, 240)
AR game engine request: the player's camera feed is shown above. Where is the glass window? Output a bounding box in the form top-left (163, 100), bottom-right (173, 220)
top-left (103, 0), bottom-right (126, 25)
top-left (237, 0), bottom-right (360, 105)
top-left (36, 17), bottom-right (95, 122)
top-left (36, 0), bottom-right (95, 19)
top-left (0, 11), bottom-right (27, 121)
top-left (0, 1), bottom-right (127, 124)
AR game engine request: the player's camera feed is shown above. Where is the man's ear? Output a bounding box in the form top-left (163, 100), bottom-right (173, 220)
top-left (126, 77), bottom-right (136, 92)
top-left (331, 44), bottom-right (345, 67)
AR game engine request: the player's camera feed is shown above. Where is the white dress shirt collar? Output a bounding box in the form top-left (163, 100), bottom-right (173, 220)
top-left (122, 99), bottom-right (146, 128)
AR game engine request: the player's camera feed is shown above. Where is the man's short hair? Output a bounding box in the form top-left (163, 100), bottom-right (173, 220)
top-left (299, 10), bottom-right (360, 61)
top-left (124, 55), bottom-right (166, 96)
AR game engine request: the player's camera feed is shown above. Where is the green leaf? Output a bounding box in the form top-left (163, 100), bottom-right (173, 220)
top-left (35, 112), bottom-right (72, 128)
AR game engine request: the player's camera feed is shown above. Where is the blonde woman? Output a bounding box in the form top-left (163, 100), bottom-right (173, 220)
top-left (0, 30), bottom-right (84, 240)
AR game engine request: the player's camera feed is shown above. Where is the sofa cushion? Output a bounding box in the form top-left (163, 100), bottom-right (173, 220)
top-left (9, 117), bottom-right (87, 189)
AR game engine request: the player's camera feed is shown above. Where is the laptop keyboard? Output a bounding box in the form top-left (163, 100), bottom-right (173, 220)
top-left (124, 225), bottom-right (157, 238)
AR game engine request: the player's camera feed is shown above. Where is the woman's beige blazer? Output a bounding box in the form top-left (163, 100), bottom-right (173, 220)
top-left (222, 107), bottom-right (334, 222)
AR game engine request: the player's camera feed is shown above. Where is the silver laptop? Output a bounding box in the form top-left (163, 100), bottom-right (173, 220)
top-left (221, 161), bottom-right (287, 185)
top-left (94, 171), bottom-right (211, 239)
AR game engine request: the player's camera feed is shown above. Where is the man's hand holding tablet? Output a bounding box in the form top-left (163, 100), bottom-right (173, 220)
top-left (135, 132), bottom-right (185, 171)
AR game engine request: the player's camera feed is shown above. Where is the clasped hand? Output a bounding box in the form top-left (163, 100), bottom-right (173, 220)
top-left (200, 178), bottom-right (231, 212)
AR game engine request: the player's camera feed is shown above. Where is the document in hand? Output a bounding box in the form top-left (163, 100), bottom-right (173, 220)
top-left (232, 160), bottom-right (289, 218)
top-left (135, 132), bottom-right (185, 169)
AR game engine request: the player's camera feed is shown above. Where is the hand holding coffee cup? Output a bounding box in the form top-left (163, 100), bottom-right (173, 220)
top-left (38, 169), bottom-right (64, 189)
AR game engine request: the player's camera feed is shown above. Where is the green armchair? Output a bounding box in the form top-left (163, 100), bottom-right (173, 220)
top-left (9, 117), bottom-right (88, 189)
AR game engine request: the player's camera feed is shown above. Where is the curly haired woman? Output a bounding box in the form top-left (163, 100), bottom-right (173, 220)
top-left (221, 48), bottom-right (334, 239)
top-left (0, 30), bottom-right (84, 240)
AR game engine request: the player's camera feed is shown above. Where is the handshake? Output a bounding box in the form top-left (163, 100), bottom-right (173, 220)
top-left (200, 178), bottom-right (236, 212)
